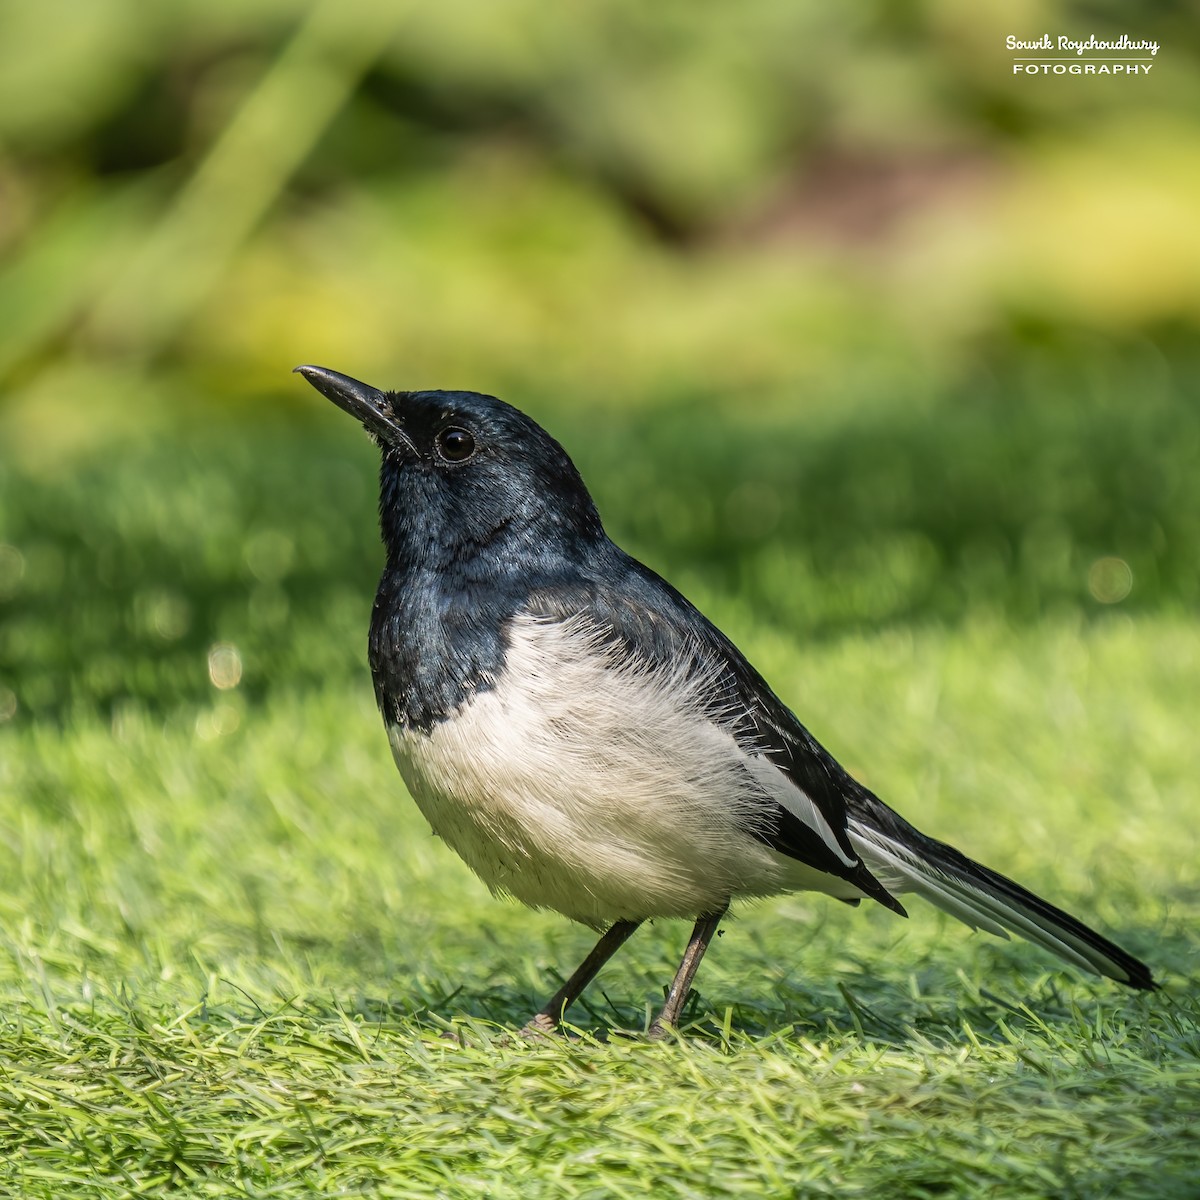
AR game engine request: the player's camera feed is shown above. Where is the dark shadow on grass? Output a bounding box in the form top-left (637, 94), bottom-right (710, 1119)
top-left (344, 965), bottom-right (1170, 1055)
top-left (320, 916), bottom-right (1177, 1048)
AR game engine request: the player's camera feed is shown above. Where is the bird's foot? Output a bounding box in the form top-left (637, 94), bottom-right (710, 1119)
top-left (519, 1012), bottom-right (560, 1040)
top-left (515, 1013), bottom-right (583, 1043)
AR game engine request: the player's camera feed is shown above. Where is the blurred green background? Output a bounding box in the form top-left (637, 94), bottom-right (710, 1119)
top-left (2, 0), bottom-right (1199, 727)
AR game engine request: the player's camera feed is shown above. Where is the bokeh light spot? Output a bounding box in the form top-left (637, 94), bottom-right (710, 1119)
top-left (1088, 556), bottom-right (1133, 604)
top-left (196, 701), bottom-right (242, 740)
top-left (207, 643), bottom-right (243, 689)
top-left (146, 590), bottom-right (191, 640)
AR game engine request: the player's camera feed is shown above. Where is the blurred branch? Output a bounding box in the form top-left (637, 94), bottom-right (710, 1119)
top-left (80, 0), bottom-right (411, 360)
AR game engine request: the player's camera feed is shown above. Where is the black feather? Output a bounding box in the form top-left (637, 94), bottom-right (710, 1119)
top-left (300, 366), bottom-right (1155, 992)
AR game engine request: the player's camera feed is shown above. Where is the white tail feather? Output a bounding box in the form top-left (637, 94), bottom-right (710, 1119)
top-left (848, 820), bottom-right (1142, 985)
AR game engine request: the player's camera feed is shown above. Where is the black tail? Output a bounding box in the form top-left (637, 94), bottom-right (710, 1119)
top-left (847, 804), bottom-right (1156, 991)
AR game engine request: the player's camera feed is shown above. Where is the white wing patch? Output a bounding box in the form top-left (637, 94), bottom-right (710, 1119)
top-left (740, 752), bottom-right (857, 868)
top-left (387, 611), bottom-right (862, 927)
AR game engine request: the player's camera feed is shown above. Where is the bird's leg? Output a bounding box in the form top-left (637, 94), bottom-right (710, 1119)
top-left (524, 919), bottom-right (642, 1036)
top-left (648, 907), bottom-right (728, 1040)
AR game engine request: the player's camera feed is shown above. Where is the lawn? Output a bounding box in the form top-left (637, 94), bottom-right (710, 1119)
top-left (1, 357), bottom-right (1198, 1197)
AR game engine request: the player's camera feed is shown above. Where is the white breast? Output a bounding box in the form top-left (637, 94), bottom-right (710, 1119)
top-left (387, 612), bottom-right (859, 927)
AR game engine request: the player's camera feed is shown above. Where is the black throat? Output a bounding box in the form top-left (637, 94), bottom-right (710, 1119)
top-left (367, 449), bottom-right (606, 733)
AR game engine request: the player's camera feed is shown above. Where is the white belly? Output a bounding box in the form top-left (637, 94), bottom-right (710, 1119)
top-left (387, 613), bottom-right (858, 928)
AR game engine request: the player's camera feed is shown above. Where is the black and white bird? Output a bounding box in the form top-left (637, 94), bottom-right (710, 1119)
top-left (295, 364), bottom-right (1155, 1036)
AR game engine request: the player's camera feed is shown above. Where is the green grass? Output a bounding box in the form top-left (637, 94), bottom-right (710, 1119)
top-left (1, 365), bottom-right (1198, 1197)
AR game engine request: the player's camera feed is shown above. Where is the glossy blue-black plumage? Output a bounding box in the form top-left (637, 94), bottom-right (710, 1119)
top-left (365, 387), bottom-right (603, 732)
top-left (337, 381), bottom-right (904, 910)
top-left (294, 365), bottom-right (1156, 992)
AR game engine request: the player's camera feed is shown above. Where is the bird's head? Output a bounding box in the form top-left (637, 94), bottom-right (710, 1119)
top-left (295, 365), bottom-right (604, 572)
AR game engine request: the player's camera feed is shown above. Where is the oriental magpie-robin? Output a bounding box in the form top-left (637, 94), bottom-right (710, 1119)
top-left (295, 364), bottom-right (1155, 1036)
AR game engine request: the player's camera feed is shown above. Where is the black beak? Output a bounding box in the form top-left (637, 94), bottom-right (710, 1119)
top-left (294, 365), bottom-right (410, 448)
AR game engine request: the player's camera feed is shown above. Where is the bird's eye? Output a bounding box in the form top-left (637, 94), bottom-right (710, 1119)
top-left (435, 427), bottom-right (476, 463)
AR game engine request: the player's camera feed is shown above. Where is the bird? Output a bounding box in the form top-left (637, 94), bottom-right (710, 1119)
top-left (294, 364), bottom-right (1156, 1037)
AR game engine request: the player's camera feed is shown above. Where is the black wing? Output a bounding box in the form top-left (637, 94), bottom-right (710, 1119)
top-left (525, 548), bottom-right (906, 916)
